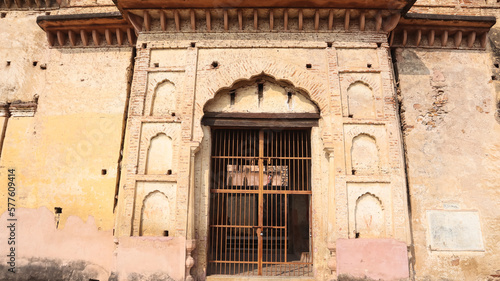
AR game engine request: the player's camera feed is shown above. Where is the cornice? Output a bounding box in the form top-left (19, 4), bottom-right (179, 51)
top-left (37, 12), bottom-right (136, 47)
top-left (34, 8), bottom-right (496, 51)
top-left (390, 13), bottom-right (496, 49)
top-left (124, 8), bottom-right (402, 34)
top-left (0, 100), bottom-right (38, 117)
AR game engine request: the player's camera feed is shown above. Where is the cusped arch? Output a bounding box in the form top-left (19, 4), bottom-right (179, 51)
top-left (150, 79), bottom-right (176, 116)
top-left (347, 81), bottom-right (375, 118)
top-left (355, 192), bottom-right (385, 238)
top-left (344, 75), bottom-right (380, 93)
top-left (193, 58), bottom-right (331, 143)
top-left (198, 59), bottom-right (329, 114)
top-left (145, 133), bottom-right (173, 175)
top-left (203, 74), bottom-right (319, 114)
top-left (139, 124), bottom-right (179, 175)
top-left (350, 133), bottom-right (380, 175)
top-left (140, 190), bottom-right (170, 236)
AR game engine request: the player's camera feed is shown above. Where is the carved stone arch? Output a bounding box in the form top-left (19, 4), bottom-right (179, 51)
top-left (350, 133), bottom-right (380, 175)
top-left (140, 190), bottom-right (170, 236)
top-left (150, 79), bottom-right (176, 116)
top-left (355, 192), bottom-right (385, 238)
top-left (355, 192), bottom-right (384, 209)
top-left (346, 80), bottom-right (376, 118)
top-left (344, 75), bottom-right (381, 93)
top-left (193, 57), bottom-right (331, 143)
top-left (145, 132), bottom-right (173, 175)
top-left (203, 73), bottom-right (319, 114)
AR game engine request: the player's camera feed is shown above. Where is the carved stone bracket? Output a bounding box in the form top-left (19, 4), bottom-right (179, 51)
top-left (1, 99), bottom-right (38, 118)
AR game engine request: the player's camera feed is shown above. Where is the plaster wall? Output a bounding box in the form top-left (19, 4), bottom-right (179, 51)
top-left (0, 9), bottom-right (135, 281)
top-left (396, 48), bottom-right (500, 280)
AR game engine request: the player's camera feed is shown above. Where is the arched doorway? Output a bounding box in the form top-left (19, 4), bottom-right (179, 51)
top-left (201, 75), bottom-right (319, 276)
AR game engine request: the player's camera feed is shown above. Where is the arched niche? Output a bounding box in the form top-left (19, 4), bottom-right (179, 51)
top-left (355, 193), bottom-right (384, 238)
top-left (140, 191), bottom-right (170, 236)
top-left (347, 81), bottom-right (375, 118)
top-left (146, 133), bottom-right (173, 174)
top-left (351, 134), bottom-right (380, 175)
top-left (204, 75), bottom-right (319, 114)
top-left (151, 80), bottom-right (176, 116)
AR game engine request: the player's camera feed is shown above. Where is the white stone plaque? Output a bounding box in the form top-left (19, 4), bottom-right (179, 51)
top-left (427, 210), bottom-right (484, 251)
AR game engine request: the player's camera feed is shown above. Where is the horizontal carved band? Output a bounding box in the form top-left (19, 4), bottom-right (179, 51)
top-left (125, 8), bottom-right (401, 33)
top-left (37, 12), bottom-right (136, 48)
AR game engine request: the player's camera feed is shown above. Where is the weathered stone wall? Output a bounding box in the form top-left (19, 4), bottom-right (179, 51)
top-left (0, 7), bottom-right (133, 281)
top-left (113, 31), bottom-right (411, 280)
top-left (396, 47), bottom-right (500, 280)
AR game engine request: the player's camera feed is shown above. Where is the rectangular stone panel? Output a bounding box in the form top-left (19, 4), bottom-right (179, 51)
top-left (336, 238), bottom-right (409, 280)
top-left (427, 210), bottom-right (484, 251)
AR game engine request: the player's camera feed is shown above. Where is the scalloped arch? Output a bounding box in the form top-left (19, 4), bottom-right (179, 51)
top-left (355, 192), bottom-right (384, 209)
top-left (195, 57), bottom-right (330, 116)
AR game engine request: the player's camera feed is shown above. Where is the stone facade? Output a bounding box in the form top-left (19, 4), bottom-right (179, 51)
top-left (0, 0), bottom-right (499, 281)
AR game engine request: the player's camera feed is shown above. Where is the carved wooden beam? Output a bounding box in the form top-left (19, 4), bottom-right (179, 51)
top-left (46, 31), bottom-right (55, 46)
top-left (174, 10), bottom-right (180, 31)
top-left (298, 9), bottom-right (303, 31)
top-left (68, 30), bottom-right (77, 46)
top-left (105, 29), bottom-right (113, 45)
top-left (359, 11), bottom-right (366, 31)
top-left (454, 30), bottom-right (462, 48)
top-left (383, 13), bottom-right (400, 32)
top-left (143, 11), bottom-right (151, 31)
top-left (402, 29), bottom-right (407, 47)
top-left (254, 9), bottom-right (258, 30)
top-left (269, 9), bottom-right (274, 30)
top-left (375, 12), bottom-right (382, 32)
top-left (467, 31), bottom-right (476, 48)
top-left (481, 32), bottom-right (487, 48)
top-left (128, 13), bottom-right (143, 33)
top-left (160, 11), bottom-right (167, 31)
top-left (415, 29), bottom-right (421, 47)
top-left (115, 28), bottom-right (123, 46)
top-left (314, 10), bottom-right (319, 31)
top-left (206, 10), bottom-right (211, 31)
top-left (56, 30), bottom-right (65, 46)
top-left (190, 9), bottom-right (196, 30)
top-left (92, 30), bottom-right (100, 46)
top-left (238, 9), bottom-right (243, 30)
top-left (284, 9), bottom-right (289, 31)
top-left (224, 9), bottom-right (228, 31)
top-left (91, 30), bottom-right (100, 46)
top-left (441, 30), bottom-right (448, 47)
top-left (328, 9), bottom-right (334, 31)
top-left (127, 28), bottom-right (136, 46)
top-left (428, 29), bottom-right (435, 46)
top-left (80, 30), bottom-right (89, 46)
top-left (344, 9), bottom-right (350, 31)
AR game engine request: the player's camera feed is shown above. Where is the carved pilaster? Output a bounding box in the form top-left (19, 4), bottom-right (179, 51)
top-left (325, 147), bottom-right (337, 275)
top-left (185, 239), bottom-right (196, 281)
top-left (185, 144), bottom-right (200, 280)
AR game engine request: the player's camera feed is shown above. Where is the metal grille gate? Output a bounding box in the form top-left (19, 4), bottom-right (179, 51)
top-left (208, 128), bottom-right (313, 276)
